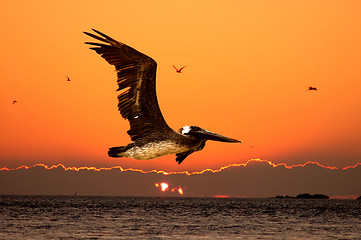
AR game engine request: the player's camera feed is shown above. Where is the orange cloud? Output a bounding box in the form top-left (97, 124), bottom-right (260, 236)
top-left (0, 159), bottom-right (348, 175)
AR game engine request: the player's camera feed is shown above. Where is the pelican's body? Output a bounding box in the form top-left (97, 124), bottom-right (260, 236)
top-left (84, 29), bottom-right (241, 164)
top-left (112, 137), bottom-right (199, 160)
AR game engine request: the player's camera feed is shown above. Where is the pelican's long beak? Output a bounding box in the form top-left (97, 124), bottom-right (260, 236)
top-left (189, 128), bottom-right (242, 143)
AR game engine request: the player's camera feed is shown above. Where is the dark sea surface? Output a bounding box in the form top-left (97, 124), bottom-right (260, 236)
top-left (1, 195), bottom-right (360, 239)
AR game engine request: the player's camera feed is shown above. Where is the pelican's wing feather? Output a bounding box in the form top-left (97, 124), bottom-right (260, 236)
top-left (84, 29), bottom-right (173, 141)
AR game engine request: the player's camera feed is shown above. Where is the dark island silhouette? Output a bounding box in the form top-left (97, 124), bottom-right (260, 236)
top-left (274, 193), bottom-right (329, 199)
top-left (357, 195), bottom-right (361, 200)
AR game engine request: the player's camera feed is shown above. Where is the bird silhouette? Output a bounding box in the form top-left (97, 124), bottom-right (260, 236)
top-left (12, 100), bottom-right (17, 104)
top-left (173, 65), bottom-right (187, 73)
top-left (308, 87), bottom-right (317, 91)
top-left (84, 29), bottom-right (241, 164)
top-left (66, 77), bottom-right (71, 81)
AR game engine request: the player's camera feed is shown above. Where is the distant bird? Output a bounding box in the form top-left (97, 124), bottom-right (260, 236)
top-left (308, 87), bottom-right (317, 91)
top-left (12, 100), bottom-right (17, 104)
top-left (66, 77), bottom-right (71, 81)
top-left (173, 65), bottom-right (187, 73)
top-left (84, 29), bottom-right (241, 164)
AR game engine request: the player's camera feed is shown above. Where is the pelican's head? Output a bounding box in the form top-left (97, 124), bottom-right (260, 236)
top-left (178, 125), bottom-right (241, 143)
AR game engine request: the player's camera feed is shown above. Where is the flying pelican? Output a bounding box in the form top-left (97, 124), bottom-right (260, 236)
top-left (84, 29), bottom-right (241, 164)
top-left (12, 100), bottom-right (17, 104)
top-left (308, 86), bottom-right (317, 91)
top-left (173, 65), bottom-right (187, 73)
top-left (67, 77), bottom-right (71, 81)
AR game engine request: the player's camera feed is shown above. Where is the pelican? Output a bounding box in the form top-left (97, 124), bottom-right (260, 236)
top-left (308, 86), bottom-right (317, 91)
top-left (84, 29), bottom-right (241, 164)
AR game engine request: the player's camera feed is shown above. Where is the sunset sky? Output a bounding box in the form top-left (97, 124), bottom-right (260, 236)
top-left (1, 0), bottom-right (361, 176)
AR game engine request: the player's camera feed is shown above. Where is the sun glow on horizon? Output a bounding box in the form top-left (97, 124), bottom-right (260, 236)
top-left (160, 182), bottom-right (169, 192)
top-left (172, 186), bottom-right (184, 195)
top-left (213, 195), bottom-right (230, 198)
top-left (155, 182), bottom-right (169, 192)
top-left (155, 182), bottom-right (184, 195)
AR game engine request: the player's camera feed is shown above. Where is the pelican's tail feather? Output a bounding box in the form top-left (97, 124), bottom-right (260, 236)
top-left (108, 143), bottom-right (134, 158)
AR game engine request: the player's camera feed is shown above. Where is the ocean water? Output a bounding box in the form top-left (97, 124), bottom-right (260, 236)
top-left (1, 195), bottom-right (360, 239)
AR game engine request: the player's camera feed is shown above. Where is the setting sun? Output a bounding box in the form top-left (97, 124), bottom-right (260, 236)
top-left (155, 182), bottom-right (169, 192)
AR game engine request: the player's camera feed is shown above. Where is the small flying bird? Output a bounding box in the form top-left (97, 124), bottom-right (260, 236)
top-left (12, 100), bottom-right (17, 104)
top-left (84, 29), bottom-right (241, 164)
top-left (173, 65), bottom-right (187, 73)
top-left (66, 77), bottom-right (71, 81)
top-left (308, 87), bottom-right (317, 91)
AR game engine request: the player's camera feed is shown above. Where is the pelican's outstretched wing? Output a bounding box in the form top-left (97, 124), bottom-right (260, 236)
top-left (84, 29), bottom-right (173, 141)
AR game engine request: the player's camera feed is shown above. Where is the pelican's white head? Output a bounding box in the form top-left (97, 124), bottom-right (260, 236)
top-left (178, 125), bottom-right (242, 143)
top-left (178, 125), bottom-right (191, 135)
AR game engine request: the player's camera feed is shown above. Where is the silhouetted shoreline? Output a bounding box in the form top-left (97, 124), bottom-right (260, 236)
top-left (274, 193), bottom-right (329, 199)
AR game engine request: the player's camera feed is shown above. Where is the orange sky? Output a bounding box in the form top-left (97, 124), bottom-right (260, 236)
top-left (1, 0), bottom-right (361, 172)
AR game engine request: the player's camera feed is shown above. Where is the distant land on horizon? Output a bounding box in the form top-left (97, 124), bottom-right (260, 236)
top-left (274, 193), bottom-right (329, 199)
